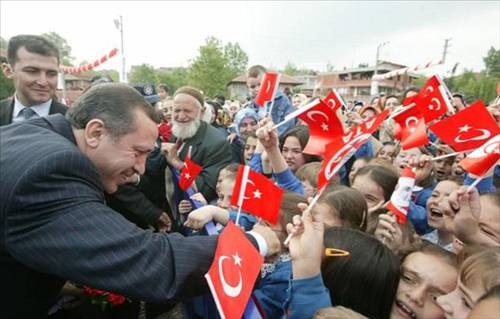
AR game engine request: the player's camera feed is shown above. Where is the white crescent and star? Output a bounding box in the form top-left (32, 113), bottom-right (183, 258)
top-left (455, 125), bottom-right (492, 144)
top-left (307, 110), bottom-right (330, 131)
top-left (218, 254), bottom-right (243, 297)
top-left (324, 133), bottom-right (370, 180)
top-left (326, 98), bottom-right (336, 109)
top-left (429, 97), bottom-right (441, 111)
top-left (242, 179), bottom-right (258, 200)
top-left (405, 116), bottom-right (419, 129)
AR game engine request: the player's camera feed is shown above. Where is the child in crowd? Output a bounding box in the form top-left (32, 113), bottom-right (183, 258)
top-left (376, 141), bottom-right (399, 164)
top-left (348, 156), bottom-right (370, 186)
top-left (315, 184), bottom-right (368, 231)
top-left (295, 162), bottom-right (322, 198)
top-left (243, 133), bottom-right (258, 164)
top-left (437, 246), bottom-right (500, 319)
top-left (442, 187), bottom-right (500, 248)
top-left (284, 215), bottom-right (400, 319)
top-left (420, 177), bottom-right (463, 251)
top-left (350, 165), bottom-right (398, 233)
top-left (467, 284), bottom-right (500, 319)
top-left (390, 242), bottom-right (458, 319)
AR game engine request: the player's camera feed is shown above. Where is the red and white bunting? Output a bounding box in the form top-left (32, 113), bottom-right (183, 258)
top-left (60, 48), bottom-right (119, 74)
top-left (372, 59), bottom-right (444, 81)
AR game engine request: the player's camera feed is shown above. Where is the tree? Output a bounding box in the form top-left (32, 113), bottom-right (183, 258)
top-left (223, 42), bottom-right (248, 77)
top-left (188, 36), bottom-right (247, 97)
top-left (483, 46), bottom-right (500, 78)
top-left (128, 64), bottom-right (158, 84)
top-left (283, 62), bottom-right (300, 76)
top-left (0, 70), bottom-right (15, 100)
top-left (42, 32), bottom-right (74, 65)
top-left (157, 67), bottom-right (189, 93)
top-left (448, 71), bottom-right (497, 104)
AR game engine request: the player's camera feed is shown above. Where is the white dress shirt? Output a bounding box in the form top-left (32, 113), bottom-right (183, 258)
top-left (12, 96), bottom-right (52, 123)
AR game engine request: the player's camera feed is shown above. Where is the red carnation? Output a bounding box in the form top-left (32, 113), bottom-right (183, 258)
top-left (107, 293), bottom-right (126, 306)
top-left (158, 122), bottom-right (172, 142)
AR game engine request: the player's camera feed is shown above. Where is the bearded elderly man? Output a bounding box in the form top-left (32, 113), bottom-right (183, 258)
top-left (0, 83), bottom-right (279, 318)
top-left (163, 87), bottom-right (232, 205)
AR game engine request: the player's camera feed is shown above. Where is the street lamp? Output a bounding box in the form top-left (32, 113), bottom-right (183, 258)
top-left (114, 15), bottom-right (126, 83)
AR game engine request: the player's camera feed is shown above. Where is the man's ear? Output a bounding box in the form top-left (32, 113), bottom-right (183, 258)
top-left (2, 62), bottom-right (13, 78)
top-left (84, 119), bottom-right (107, 148)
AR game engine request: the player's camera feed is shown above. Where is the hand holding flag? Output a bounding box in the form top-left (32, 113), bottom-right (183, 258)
top-left (386, 167), bottom-right (416, 224)
top-left (255, 72), bottom-right (281, 107)
top-left (231, 165), bottom-right (284, 225)
top-left (205, 222), bottom-right (263, 319)
top-left (179, 156), bottom-right (203, 191)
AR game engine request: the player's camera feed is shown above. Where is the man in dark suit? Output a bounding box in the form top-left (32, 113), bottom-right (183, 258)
top-left (0, 34), bottom-right (67, 126)
top-left (162, 86), bottom-right (232, 217)
top-left (0, 83), bottom-right (279, 318)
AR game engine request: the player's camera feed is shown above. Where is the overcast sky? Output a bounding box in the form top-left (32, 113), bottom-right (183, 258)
top-left (1, 1), bottom-right (499, 76)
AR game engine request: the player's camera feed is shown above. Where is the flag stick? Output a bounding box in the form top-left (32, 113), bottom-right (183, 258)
top-left (466, 177), bottom-right (483, 193)
top-left (267, 99), bottom-right (275, 118)
top-left (430, 151), bottom-right (463, 161)
top-left (283, 187), bottom-right (324, 246)
top-left (270, 98), bottom-right (320, 131)
top-left (394, 140), bottom-right (401, 150)
top-left (235, 205), bottom-right (243, 226)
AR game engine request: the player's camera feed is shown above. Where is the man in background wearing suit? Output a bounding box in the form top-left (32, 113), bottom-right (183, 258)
top-left (0, 83), bottom-right (279, 318)
top-left (0, 34), bottom-right (67, 126)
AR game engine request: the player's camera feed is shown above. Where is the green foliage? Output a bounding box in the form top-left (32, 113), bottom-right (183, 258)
top-left (0, 70), bottom-right (15, 100)
top-left (188, 36), bottom-right (248, 97)
top-left (483, 46), bottom-right (500, 78)
top-left (448, 71), bottom-right (497, 104)
top-left (128, 64), bottom-right (158, 84)
top-left (41, 32), bottom-right (74, 65)
top-left (413, 76), bottom-right (428, 88)
top-left (283, 62), bottom-right (300, 76)
top-left (224, 42), bottom-right (248, 76)
top-left (157, 67), bottom-right (189, 93)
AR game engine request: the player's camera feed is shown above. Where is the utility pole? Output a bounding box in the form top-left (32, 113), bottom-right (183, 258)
top-left (442, 38), bottom-right (452, 64)
top-left (114, 15), bottom-right (126, 83)
top-left (371, 41), bottom-right (389, 96)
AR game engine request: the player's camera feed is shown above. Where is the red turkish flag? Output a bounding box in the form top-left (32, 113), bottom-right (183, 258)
top-left (300, 99), bottom-right (347, 156)
top-left (178, 156), bottom-right (203, 191)
top-left (387, 167), bottom-right (416, 224)
top-left (399, 118), bottom-right (430, 150)
top-left (317, 127), bottom-right (372, 190)
top-left (393, 104), bottom-right (423, 132)
top-left (255, 72), bottom-right (280, 107)
top-left (414, 75), bottom-right (453, 123)
top-left (459, 134), bottom-right (500, 177)
top-left (205, 221), bottom-right (263, 319)
top-left (322, 90), bottom-right (345, 112)
top-left (360, 108), bottom-right (390, 135)
top-left (231, 165), bottom-right (284, 224)
top-left (430, 100), bottom-right (500, 152)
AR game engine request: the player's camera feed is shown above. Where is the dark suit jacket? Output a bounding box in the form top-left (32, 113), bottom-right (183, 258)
top-left (0, 115), bottom-right (231, 318)
top-left (0, 96), bottom-right (67, 126)
top-left (178, 121), bottom-right (232, 202)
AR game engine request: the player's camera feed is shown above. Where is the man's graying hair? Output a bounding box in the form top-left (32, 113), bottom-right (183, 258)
top-left (67, 83), bottom-right (159, 139)
top-left (7, 34), bottom-right (60, 65)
